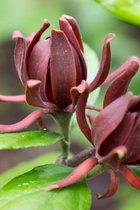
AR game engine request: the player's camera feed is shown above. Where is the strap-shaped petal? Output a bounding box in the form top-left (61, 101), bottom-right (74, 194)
top-left (98, 112), bottom-right (137, 158)
top-left (59, 17), bottom-right (87, 80)
top-left (98, 146), bottom-right (127, 169)
top-left (120, 165), bottom-right (140, 189)
top-left (72, 46), bottom-right (83, 85)
top-left (92, 93), bottom-right (133, 148)
top-left (123, 117), bottom-right (140, 164)
top-left (13, 31), bottom-right (34, 85)
top-left (86, 105), bottom-right (101, 112)
top-left (0, 95), bottom-right (25, 102)
top-left (90, 33), bottom-right (115, 91)
top-left (71, 80), bottom-right (92, 143)
top-left (26, 80), bottom-right (59, 111)
top-left (61, 15), bottom-right (84, 51)
top-left (0, 109), bottom-right (45, 133)
top-left (45, 157), bottom-right (98, 191)
top-left (96, 171), bottom-right (119, 199)
top-left (28, 39), bottom-right (51, 100)
top-left (104, 56), bottom-right (140, 107)
top-left (26, 20), bottom-right (50, 78)
top-left (50, 30), bottom-right (77, 109)
top-left (103, 56), bottom-right (140, 85)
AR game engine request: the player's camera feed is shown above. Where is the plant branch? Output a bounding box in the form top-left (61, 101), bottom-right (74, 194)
top-left (65, 147), bottom-right (95, 167)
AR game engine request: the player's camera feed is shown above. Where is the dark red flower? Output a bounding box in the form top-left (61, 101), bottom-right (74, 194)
top-left (12, 15), bottom-right (116, 112)
top-left (74, 56), bottom-right (140, 198)
top-left (12, 15), bottom-right (87, 111)
top-left (0, 15), bottom-right (115, 132)
top-left (45, 56), bottom-right (140, 198)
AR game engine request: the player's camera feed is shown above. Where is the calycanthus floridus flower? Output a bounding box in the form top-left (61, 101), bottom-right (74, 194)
top-left (0, 15), bottom-right (115, 133)
top-left (46, 56), bottom-right (140, 199)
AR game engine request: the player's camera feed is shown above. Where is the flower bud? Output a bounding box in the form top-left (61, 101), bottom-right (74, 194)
top-left (13, 15), bottom-right (87, 112)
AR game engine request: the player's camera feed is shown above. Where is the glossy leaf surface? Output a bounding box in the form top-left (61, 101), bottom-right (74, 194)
top-left (0, 130), bottom-right (62, 149)
top-left (0, 164), bottom-right (91, 210)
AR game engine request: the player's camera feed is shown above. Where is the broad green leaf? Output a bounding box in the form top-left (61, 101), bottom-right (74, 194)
top-left (0, 164), bottom-right (91, 210)
top-left (95, 0), bottom-right (140, 25)
top-left (0, 130), bottom-right (63, 150)
top-left (0, 152), bottom-right (59, 189)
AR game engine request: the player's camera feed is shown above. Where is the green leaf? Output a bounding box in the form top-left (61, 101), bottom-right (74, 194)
top-left (0, 152), bottom-right (59, 189)
top-left (0, 130), bottom-right (63, 150)
top-left (0, 164), bottom-right (91, 210)
top-left (95, 0), bottom-right (140, 25)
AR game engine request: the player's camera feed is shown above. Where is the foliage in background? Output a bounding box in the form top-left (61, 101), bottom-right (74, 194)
top-left (0, 0), bottom-right (65, 42)
top-left (95, 0), bottom-right (140, 25)
top-left (117, 166), bottom-right (140, 210)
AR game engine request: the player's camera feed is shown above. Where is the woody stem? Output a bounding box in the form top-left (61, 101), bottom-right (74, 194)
top-left (66, 147), bottom-right (95, 167)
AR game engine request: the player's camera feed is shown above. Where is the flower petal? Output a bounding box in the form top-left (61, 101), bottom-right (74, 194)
top-left (123, 117), bottom-right (140, 164)
top-left (103, 56), bottom-right (140, 85)
top-left (87, 113), bottom-right (95, 126)
top-left (120, 165), bottom-right (140, 189)
top-left (50, 30), bottom-right (77, 109)
top-left (0, 95), bottom-right (25, 102)
top-left (104, 56), bottom-right (140, 107)
top-left (26, 20), bottom-right (50, 78)
top-left (28, 39), bottom-right (51, 100)
top-left (26, 80), bottom-right (59, 111)
top-left (90, 33), bottom-right (115, 91)
top-left (92, 93), bottom-right (133, 149)
top-left (45, 157), bottom-right (98, 191)
top-left (96, 171), bottom-right (119, 199)
top-left (0, 109), bottom-right (45, 133)
top-left (59, 16), bottom-right (87, 80)
top-left (13, 31), bottom-right (34, 85)
top-left (61, 15), bottom-right (84, 51)
top-left (98, 146), bottom-right (127, 169)
top-left (86, 105), bottom-right (101, 112)
top-left (71, 81), bottom-right (92, 143)
top-left (72, 46), bottom-right (83, 85)
top-left (98, 112), bottom-right (137, 158)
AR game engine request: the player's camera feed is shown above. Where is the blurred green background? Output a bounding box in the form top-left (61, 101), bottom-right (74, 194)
top-left (0, 0), bottom-right (140, 210)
